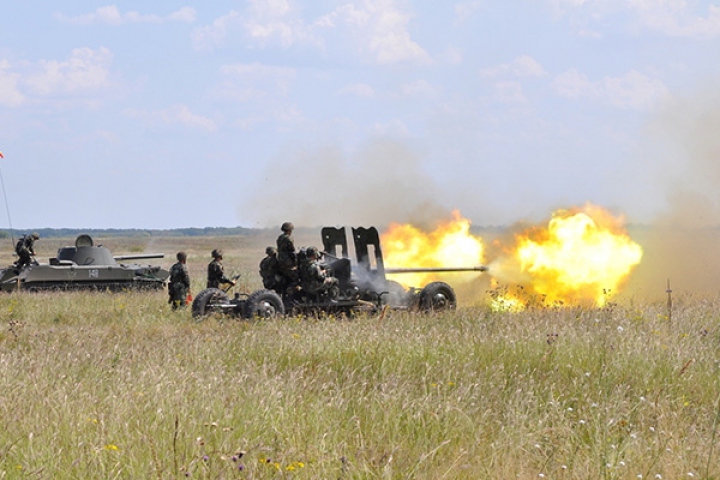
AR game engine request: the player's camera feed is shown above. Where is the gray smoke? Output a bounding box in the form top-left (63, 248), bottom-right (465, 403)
top-left (239, 139), bottom-right (451, 229)
top-left (624, 82), bottom-right (720, 300)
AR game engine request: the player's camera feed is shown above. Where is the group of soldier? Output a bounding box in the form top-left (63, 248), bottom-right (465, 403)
top-left (260, 221), bottom-right (340, 299)
top-left (12, 223), bottom-right (341, 311)
top-left (168, 221), bottom-right (340, 310)
top-left (167, 247), bottom-right (237, 310)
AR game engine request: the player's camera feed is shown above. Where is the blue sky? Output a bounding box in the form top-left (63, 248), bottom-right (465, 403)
top-left (1, 1), bottom-right (719, 229)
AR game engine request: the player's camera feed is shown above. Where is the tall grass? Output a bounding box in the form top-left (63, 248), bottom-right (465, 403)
top-left (1, 288), bottom-right (718, 479)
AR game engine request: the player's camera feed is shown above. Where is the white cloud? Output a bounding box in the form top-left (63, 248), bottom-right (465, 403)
top-left (0, 61), bottom-right (25, 107)
top-left (192, 11), bottom-right (242, 51)
top-left (400, 79), bottom-right (436, 97)
top-left (551, 68), bottom-right (592, 98)
top-left (216, 63), bottom-right (297, 101)
top-left (335, 0), bottom-right (432, 65)
top-left (633, 2), bottom-right (720, 38)
top-left (336, 83), bottom-right (376, 97)
top-left (193, 1), bottom-right (324, 51)
top-left (367, 118), bottom-right (411, 136)
top-left (552, 68), bottom-right (670, 109)
top-left (602, 70), bottom-right (671, 109)
top-left (243, 0), bottom-right (324, 48)
top-left (480, 55), bottom-right (547, 78)
top-left (550, 0), bottom-right (720, 38)
top-left (123, 104), bottom-right (216, 131)
top-left (56, 6), bottom-right (196, 25)
top-left (454, 1), bottom-right (484, 23)
top-left (24, 47), bottom-right (114, 96)
top-left (494, 81), bottom-right (526, 103)
top-left (441, 47), bottom-right (464, 65)
top-left (193, 0), bottom-right (430, 64)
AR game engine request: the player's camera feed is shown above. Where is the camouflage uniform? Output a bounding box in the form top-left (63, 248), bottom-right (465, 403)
top-left (168, 257), bottom-right (190, 310)
top-left (300, 249), bottom-right (339, 298)
top-left (207, 257), bottom-right (233, 289)
top-left (15, 233), bottom-right (39, 269)
top-left (276, 232), bottom-right (296, 272)
top-left (259, 246), bottom-right (280, 290)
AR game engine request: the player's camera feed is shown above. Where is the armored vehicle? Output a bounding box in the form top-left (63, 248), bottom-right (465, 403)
top-left (192, 226), bottom-right (486, 319)
top-left (0, 234), bottom-right (169, 292)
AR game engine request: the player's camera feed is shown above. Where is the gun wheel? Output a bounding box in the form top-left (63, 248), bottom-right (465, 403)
top-left (192, 288), bottom-right (230, 320)
top-left (419, 282), bottom-right (457, 312)
top-left (245, 289), bottom-right (285, 319)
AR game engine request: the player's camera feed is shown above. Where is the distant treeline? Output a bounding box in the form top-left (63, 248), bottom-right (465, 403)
top-left (0, 227), bottom-right (266, 239)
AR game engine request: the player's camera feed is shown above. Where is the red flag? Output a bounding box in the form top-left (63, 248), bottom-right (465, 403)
top-left (0, 152), bottom-right (4, 158)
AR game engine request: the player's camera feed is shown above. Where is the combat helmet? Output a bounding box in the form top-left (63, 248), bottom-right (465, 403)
top-left (32, 232), bottom-right (40, 240)
top-left (211, 249), bottom-right (223, 259)
top-left (265, 246), bottom-right (276, 255)
top-left (306, 246), bottom-right (319, 258)
top-left (281, 222), bottom-right (294, 233)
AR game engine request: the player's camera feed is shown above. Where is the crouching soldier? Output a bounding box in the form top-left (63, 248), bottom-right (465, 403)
top-left (300, 246), bottom-right (339, 300)
top-left (14, 232), bottom-right (39, 269)
top-left (168, 251), bottom-right (191, 310)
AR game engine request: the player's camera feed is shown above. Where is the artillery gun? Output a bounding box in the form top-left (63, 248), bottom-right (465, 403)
top-left (191, 226), bottom-right (487, 319)
top-left (0, 234), bottom-right (169, 292)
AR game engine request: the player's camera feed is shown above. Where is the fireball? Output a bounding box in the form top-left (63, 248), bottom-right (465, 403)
top-left (493, 204), bottom-right (643, 307)
top-left (381, 210), bottom-right (486, 287)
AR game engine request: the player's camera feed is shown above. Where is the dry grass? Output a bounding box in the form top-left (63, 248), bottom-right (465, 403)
top-left (0, 234), bottom-right (718, 478)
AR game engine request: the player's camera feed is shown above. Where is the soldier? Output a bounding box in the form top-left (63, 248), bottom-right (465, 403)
top-left (259, 246), bottom-right (280, 290)
top-left (168, 251), bottom-right (191, 310)
top-left (207, 249), bottom-right (236, 289)
top-left (300, 246), bottom-right (339, 299)
top-left (14, 232), bottom-right (40, 269)
top-left (276, 222), bottom-right (296, 273)
top-left (275, 221), bottom-right (298, 291)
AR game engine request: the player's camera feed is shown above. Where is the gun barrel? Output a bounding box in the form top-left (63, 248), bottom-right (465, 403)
top-left (114, 253), bottom-right (165, 261)
top-left (385, 265), bottom-right (488, 274)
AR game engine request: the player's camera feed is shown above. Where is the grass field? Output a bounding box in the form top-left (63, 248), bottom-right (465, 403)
top-left (1, 233), bottom-right (719, 479)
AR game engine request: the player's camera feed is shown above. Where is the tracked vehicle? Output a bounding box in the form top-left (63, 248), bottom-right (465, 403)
top-left (192, 226), bottom-right (486, 319)
top-left (0, 234), bottom-right (169, 292)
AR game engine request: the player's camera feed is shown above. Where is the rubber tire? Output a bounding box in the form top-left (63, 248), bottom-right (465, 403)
top-left (245, 289), bottom-right (285, 319)
top-left (418, 282), bottom-right (457, 312)
top-left (192, 288), bottom-right (229, 319)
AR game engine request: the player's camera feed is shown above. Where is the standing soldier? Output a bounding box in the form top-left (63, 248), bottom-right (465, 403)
top-left (168, 251), bottom-right (191, 310)
top-left (14, 232), bottom-right (40, 269)
top-left (259, 246), bottom-right (280, 290)
top-left (276, 221), bottom-right (296, 274)
top-left (207, 249), bottom-right (236, 289)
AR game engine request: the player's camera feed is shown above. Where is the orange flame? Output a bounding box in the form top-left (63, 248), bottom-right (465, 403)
top-left (379, 204), bottom-right (643, 309)
top-left (493, 204), bottom-right (643, 308)
top-left (381, 210), bottom-right (486, 287)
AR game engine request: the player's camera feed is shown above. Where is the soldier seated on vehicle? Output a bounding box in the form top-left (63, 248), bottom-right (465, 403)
top-left (299, 246), bottom-right (340, 300)
top-left (259, 246), bottom-right (281, 290)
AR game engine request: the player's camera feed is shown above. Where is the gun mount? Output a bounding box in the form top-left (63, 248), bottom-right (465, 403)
top-left (0, 234), bottom-right (169, 292)
top-left (192, 226), bottom-right (487, 320)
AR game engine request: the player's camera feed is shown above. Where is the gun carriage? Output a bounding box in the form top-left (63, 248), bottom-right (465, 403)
top-left (192, 226), bottom-right (486, 319)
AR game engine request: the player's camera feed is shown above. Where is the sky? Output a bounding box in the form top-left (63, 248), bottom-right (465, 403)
top-left (1, 0), bottom-right (719, 230)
